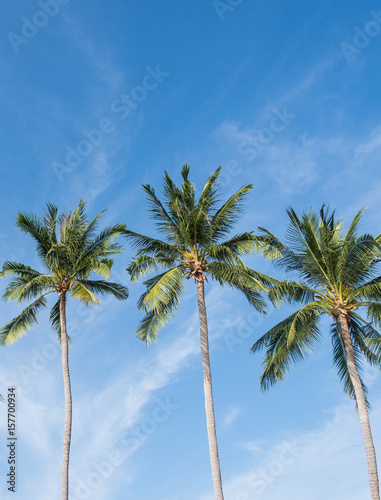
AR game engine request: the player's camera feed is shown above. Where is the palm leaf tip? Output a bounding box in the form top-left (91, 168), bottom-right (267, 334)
top-left (0, 296), bottom-right (47, 346)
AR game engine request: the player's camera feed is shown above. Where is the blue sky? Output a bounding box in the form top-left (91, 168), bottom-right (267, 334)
top-left (1, 1), bottom-right (381, 498)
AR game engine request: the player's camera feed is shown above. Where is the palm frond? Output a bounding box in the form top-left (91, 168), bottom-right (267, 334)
top-left (197, 166), bottom-right (221, 215)
top-left (355, 278), bottom-right (381, 302)
top-left (364, 302), bottom-right (381, 327)
top-left (208, 263), bottom-right (273, 311)
top-left (78, 224), bottom-right (125, 262)
top-left (3, 274), bottom-right (54, 303)
top-left (76, 279), bottom-right (129, 301)
top-left (43, 202), bottom-right (58, 244)
top-left (49, 299), bottom-right (66, 344)
top-left (251, 308), bottom-right (322, 391)
top-left (1, 261), bottom-right (41, 279)
top-left (142, 184), bottom-right (179, 239)
top-left (136, 309), bottom-right (163, 344)
top-left (0, 295), bottom-right (49, 346)
top-left (209, 184), bottom-right (253, 242)
top-left (127, 255), bottom-right (177, 282)
top-left (136, 266), bottom-right (187, 343)
top-left (124, 230), bottom-right (181, 257)
top-left (69, 281), bottom-right (100, 304)
top-left (92, 259), bottom-right (114, 280)
top-left (267, 280), bottom-right (319, 306)
top-left (139, 266), bottom-right (186, 312)
top-left (16, 212), bottom-right (51, 260)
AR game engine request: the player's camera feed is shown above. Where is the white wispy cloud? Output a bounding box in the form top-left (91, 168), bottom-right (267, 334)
top-left (355, 126), bottom-right (381, 157)
top-left (212, 117), bottom-right (381, 200)
top-left (222, 406), bottom-right (243, 427)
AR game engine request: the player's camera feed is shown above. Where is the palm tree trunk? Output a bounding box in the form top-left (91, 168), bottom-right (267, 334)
top-left (339, 314), bottom-right (380, 500)
top-left (197, 280), bottom-right (224, 500)
top-left (60, 293), bottom-right (72, 500)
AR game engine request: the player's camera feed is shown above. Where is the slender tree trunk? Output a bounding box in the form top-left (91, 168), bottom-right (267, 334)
top-left (60, 293), bottom-right (72, 500)
top-left (197, 280), bottom-right (224, 500)
top-left (339, 314), bottom-right (380, 500)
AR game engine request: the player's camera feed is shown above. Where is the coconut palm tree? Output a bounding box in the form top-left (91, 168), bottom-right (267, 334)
top-left (0, 200), bottom-right (129, 500)
top-left (251, 205), bottom-right (381, 500)
top-left (125, 165), bottom-right (275, 500)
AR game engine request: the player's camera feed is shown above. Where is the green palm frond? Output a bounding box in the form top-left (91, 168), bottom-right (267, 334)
top-left (350, 314), bottom-right (381, 361)
top-left (124, 230), bottom-right (181, 258)
top-left (208, 263), bottom-right (274, 311)
top-left (352, 319), bottom-right (381, 365)
top-left (42, 202), bottom-right (58, 244)
top-left (77, 224), bottom-right (125, 262)
top-left (205, 244), bottom-right (247, 266)
top-left (284, 207), bottom-right (337, 289)
top-left (255, 228), bottom-right (287, 260)
top-left (214, 232), bottom-right (281, 259)
top-left (197, 166), bottom-right (221, 215)
top-left (364, 301), bottom-right (381, 327)
top-left (139, 266), bottom-right (186, 312)
top-left (251, 307), bottom-right (323, 391)
top-left (92, 259), bottom-right (114, 280)
top-left (45, 243), bottom-right (68, 274)
top-left (355, 277), bottom-right (381, 302)
top-left (267, 280), bottom-right (319, 306)
top-left (69, 281), bottom-right (100, 304)
top-left (209, 184), bottom-right (253, 242)
top-left (142, 184), bottom-right (179, 239)
top-left (339, 237), bottom-right (380, 287)
top-left (3, 274), bottom-right (55, 303)
top-left (127, 254), bottom-right (177, 282)
top-left (49, 299), bottom-right (61, 340)
top-left (136, 309), bottom-right (163, 344)
top-left (1, 261), bottom-right (42, 279)
top-left (136, 266), bottom-right (187, 344)
top-left (76, 279), bottom-right (129, 300)
top-left (0, 295), bottom-right (50, 346)
top-left (16, 212), bottom-right (51, 260)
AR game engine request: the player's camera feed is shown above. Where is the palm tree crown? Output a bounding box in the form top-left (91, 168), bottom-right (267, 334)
top-left (252, 205), bottom-right (381, 396)
top-left (0, 200), bottom-right (129, 344)
top-left (252, 205), bottom-right (381, 500)
top-left (126, 165), bottom-right (274, 343)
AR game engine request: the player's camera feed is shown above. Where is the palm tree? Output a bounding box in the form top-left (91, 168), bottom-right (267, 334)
top-left (125, 165), bottom-right (275, 500)
top-left (0, 200), bottom-right (129, 500)
top-left (251, 205), bottom-right (381, 500)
